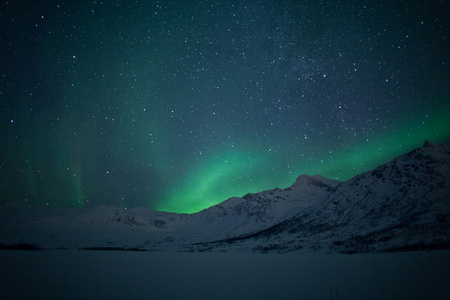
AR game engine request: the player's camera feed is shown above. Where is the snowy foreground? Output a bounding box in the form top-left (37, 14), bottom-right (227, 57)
top-left (1, 250), bottom-right (449, 300)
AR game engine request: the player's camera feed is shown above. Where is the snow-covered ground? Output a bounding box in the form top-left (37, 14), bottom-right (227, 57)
top-left (1, 249), bottom-right (449, 299)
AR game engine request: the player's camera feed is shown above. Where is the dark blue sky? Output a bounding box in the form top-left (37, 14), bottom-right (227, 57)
top-left (1, 1), bottom-right (449, 212)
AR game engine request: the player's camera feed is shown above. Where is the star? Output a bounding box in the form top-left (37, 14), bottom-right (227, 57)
top-left (0, 1), bottom-right (448, 213)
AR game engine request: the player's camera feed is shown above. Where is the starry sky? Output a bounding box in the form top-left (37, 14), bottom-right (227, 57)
top-left (1, 1), bottom-right (449, 213)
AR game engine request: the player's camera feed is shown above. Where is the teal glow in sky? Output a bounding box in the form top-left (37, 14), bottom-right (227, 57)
top-left (1, 1), bottom-right (449, 213)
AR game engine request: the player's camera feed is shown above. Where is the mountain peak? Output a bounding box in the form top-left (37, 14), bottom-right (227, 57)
top-left (422, 140), bottom-right (434, 148)
top-left (291, 174), bottom-right (340, 189)
top-left (293, 174), bottom-right (321, 186)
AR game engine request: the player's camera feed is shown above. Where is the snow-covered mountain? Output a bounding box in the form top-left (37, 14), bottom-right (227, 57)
top-left (1, 140), bottom-right (449, 253)
top-left (204, 140), bottom-right (450, 253)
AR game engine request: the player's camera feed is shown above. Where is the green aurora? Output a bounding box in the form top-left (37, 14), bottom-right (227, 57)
top-left (1, 1), bottom-right (449, 213)
top-left (155, 108), bottom-right (450, 213)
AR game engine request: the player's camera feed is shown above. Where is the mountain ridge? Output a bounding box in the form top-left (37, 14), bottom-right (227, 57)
top-left (1, 141), bottom-right (449, 253)
top-left (206, 140), bottom-right (449, 252)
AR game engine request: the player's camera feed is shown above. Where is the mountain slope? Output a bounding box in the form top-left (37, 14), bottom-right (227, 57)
top-left (181, 174), bottom-right (340, 242)
top-left (1, 141), bottom-right (449, 253)
top-left (206, 141), bottom-right (450, 253)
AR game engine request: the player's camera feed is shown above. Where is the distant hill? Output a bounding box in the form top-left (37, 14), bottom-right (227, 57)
top-left (1, 141), bottom-right (449, 253)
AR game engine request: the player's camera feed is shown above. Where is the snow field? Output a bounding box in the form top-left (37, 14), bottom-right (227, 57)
top-left (1, 250), bottom-right (449, 299)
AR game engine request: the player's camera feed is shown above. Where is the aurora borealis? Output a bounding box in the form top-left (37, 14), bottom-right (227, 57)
top-left (1, 1), bottom-right (449, 213)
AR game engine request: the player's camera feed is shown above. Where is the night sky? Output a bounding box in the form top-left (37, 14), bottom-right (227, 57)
top-left (1, 1), bottom-right (449, 213)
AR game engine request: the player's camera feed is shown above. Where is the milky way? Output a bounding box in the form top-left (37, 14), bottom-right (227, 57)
top-left (1, 1), bottom-right (449, 213)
